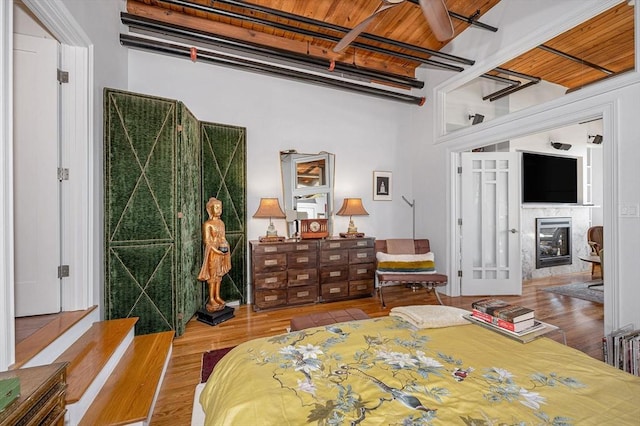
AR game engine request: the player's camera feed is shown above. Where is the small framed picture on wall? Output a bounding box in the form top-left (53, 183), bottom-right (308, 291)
top-left (373, 171), bottom-right (392, 201)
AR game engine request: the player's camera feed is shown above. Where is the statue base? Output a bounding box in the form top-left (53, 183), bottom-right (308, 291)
top-left (196, 305), bottom-right (235, 326)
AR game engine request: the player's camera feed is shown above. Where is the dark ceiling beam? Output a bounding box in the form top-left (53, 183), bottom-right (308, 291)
top-left (120, 34), bottom-right (427, 105)
top-left (121, 13), bottom-right (424, 89)
top-left (538, 44), bottom-right (614, 75)
top-left (482, 68), bottom-right (541, 101)
top-left (155, 0), bottom-right (474, 67)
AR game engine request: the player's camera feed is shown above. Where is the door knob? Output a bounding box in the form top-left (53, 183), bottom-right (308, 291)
top-left (510, 228), bottom-right (518, 233)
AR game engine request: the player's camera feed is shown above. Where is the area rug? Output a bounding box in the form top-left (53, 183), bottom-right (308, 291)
top-left (542, 281), bottom-right (603, 304)
top-left (200, 346), bottom-right (235, 383)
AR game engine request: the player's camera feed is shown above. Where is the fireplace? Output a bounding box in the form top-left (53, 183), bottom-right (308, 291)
top-left (536, 217), bottom-right (572, 269)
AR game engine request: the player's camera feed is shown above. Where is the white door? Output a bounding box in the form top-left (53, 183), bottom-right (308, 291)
top-left (460, 152), bottom-right (522, 295)
top-left (13, 34), bottom-right (61, 316)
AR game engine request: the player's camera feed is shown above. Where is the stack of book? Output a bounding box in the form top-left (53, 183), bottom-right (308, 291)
top-left (470, 298), bottom-right (542, 335)
top-left (602, 324), bottom-right (640, 376)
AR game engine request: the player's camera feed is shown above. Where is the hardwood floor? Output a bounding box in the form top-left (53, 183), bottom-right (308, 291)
top-left (150, 271), bottom-right (604, 425)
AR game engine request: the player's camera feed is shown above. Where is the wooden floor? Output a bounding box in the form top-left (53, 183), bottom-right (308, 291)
top-left (150, 272), bottom-right (604, 425)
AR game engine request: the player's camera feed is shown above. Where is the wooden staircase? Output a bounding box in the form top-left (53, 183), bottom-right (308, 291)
top-left (13, 307), bottom-right (174, 425)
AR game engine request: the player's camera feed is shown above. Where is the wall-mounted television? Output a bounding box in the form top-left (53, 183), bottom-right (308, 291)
top-left (522, 152), bottom-right (578, 204)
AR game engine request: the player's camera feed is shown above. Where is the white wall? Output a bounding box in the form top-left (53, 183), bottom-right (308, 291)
top-left (128, 50), bottom-right (417, 241)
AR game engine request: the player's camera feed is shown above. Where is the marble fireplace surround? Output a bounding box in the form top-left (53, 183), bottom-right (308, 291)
top-left (521, 206), bottom-right (592, 280)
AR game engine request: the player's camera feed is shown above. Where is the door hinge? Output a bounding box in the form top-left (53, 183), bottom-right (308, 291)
top-left (457, 270), bottom-right (462, 277)
top-left (457, 166), bottom-right (462, 174)
top-left (57, 69), bottom-right (69, 83)
top-left (58, 168), bottom-right (69, 181)
top-left (457, 218), bottom-right (462, 226)
top-left (58, 265), bottom-right (70, 278)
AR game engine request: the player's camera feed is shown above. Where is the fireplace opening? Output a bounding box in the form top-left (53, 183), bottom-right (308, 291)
top-left (536, 217), bottom-right (572, 269)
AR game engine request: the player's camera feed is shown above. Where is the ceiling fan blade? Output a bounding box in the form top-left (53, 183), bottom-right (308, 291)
top-left (418, 0), bottom-right (454, 41)
top-left (333, 2), bottom-right (401, 53)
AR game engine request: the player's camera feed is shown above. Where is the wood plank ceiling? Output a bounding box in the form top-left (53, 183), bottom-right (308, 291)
top-left (123, 0), bottom-right (635, 102)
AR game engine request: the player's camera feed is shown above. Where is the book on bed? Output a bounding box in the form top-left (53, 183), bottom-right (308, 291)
top-left (471, 298), bottom-right (534, 323)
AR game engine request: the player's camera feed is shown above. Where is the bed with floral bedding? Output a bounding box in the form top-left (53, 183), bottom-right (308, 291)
top-left (200, 314), bottom-right (640, 425)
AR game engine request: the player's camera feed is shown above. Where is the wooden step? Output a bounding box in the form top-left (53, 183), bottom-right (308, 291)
top-left (13, 306), bottom-right (98, 369)
top-left (54, 317), bottom-right (138, 425)
top-left (78, 331), bottom-right (174, 426)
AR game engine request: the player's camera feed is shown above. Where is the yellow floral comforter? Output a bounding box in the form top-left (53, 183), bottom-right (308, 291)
top-left (200, 316), bottom-right (640, 425)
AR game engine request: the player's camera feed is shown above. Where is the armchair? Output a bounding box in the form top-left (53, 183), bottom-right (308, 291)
top-left (375, 239), bottom-right (448, 307)
top-left (587, 226), bottom-right (603, 278)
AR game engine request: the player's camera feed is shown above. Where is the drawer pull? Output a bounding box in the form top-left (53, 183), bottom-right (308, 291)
top-left (296, 257), bottom-right (309, 263)
top-left (329, 287), bottom-right (341, 294)
top-left (330, 271), bottom-right (341, 277)
top-left (264, 246), bottom-right (277, 253)
top-left (356, 253), bottom-right (367, 258)
top-left (264, 259), bottom-right (278, 266)
top-left (264, 295), bottom-right (279, 301)
top-left (297, 274), bottom-right (309, 280)
top-left (265, 277), bottom-right (278, 284)
top-left (357, 284), bottom-right (367, 290)
top-left (329, 254), bottom-right (341, 261)
top-left (356, 241), bottom-right (367, 246)
top-left (296, 244), bottom-right (309, 250)
top-left (357, 268), bottom-right (367, 274)
top-left (329, 242), bottom-right (341, 248)
top-left (296, 291), bottom-right (309, 297)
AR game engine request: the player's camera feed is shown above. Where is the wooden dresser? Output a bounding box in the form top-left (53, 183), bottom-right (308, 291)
top-left (319, 237), bottom-right (376, 302)
top-left (0, 362), bottom-right (68, 426)
top-left (250, 237), bottom-right (375, 310)
top-left (251, 240), bottom-right (319, 310)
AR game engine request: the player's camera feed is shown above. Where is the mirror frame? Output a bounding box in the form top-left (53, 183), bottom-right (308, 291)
top-left (280, 151), bottom-right (336, 237)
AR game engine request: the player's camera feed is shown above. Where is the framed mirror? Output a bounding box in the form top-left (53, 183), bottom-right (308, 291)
top-left (280, 151), bottom-right (335, 238)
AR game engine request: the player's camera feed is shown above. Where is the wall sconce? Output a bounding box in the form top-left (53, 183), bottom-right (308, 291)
top-left (551, 141), bottom-right (572, 151)
top-left (588, 134), bottom-right (603, 144)
top-left (468, 113), bottom-right (484, 125)
top-left (253, 198), bottom-right (286, 242)
top-left (336, 198), bottom-right (369, 238)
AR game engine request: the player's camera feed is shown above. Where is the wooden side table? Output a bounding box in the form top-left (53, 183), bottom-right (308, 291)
top-left (0, 362), bottom-right (68, 426)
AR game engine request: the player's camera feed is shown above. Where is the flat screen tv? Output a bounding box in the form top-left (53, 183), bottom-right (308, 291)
top-left (522, 152), bottom-right (578, 203)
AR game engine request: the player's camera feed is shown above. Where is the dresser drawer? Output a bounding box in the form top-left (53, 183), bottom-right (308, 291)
top-left (349, 263), bottom-right (375, 280)
top-left (319, 265), bottom-right (349, 283)
top-left (319, 249), bottom-right (348, 266)
top-left (349, 248), bottom-right (375, 264)
top-left (252, 243), bottom-right (293, 255)
top-left (321, 281), bottom-right (349, 300)
top-left (254, 289), bottom-right (287, 310)
top-left (253, 271), bottom-right (287, 289)
top-left (290, 241), bottom-right (317, 252)
top-left (287, 251), bottom-right (317, 268)
top-left (287, 285), bottom-right (318, 305)
top-left (253, 253), bottom-right (287, 273)
top-left (287, 268), bottom-right (318, 287)
top-left (349, 279), bottom-right (374, 297)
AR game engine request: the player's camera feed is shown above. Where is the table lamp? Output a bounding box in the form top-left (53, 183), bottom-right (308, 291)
top-left (253, 198), bottom-right (286, 242)
top-left (336, 198), bottom-right (369, 238)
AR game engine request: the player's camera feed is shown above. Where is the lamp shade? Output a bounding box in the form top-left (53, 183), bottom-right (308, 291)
top-left (336, 198), bottom-right (369, 217)
top-left (253, 198), bottom-right (286, 219)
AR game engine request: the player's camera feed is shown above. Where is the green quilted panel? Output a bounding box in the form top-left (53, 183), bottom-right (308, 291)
top-left (201, 122), bottom-right (247, 303)
top-left (107, 244), bottom-right (174, 334)
top-left (104, 88), bottom-right (178, 335)
top-left (176, 103), bottom-right (202, 335)
top-left (104, 90), bottom-right (176, 243)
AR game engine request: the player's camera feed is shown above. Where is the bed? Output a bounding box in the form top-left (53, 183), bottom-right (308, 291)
top-left (200, 310), bottom-right (640, 425)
